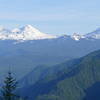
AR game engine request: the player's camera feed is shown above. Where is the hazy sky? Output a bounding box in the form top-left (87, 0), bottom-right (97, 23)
top-left (0, 0), bottom-right (100, 35)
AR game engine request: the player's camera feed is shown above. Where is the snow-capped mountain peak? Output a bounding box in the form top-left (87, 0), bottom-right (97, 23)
top-left (21, 25), bottom-right (39, 33)
top-left (71, 33), bottom-right (85, 41)
top-left (19, 25), bottom-right (57, 40)
top-left (20, 25), bottom-right (46, 36)
top-left (85, 28), bottom-right (100, 39)
top-left (0, 25), bottom-right (57, 40)
top-left (0, 25), bottom-right (100, 41)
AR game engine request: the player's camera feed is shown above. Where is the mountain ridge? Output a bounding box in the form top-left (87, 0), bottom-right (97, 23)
top-left (19, 49), bottom-right (100, 100)
top-left (0, 25), bottom-right (100, 41)
top-left (0, 25), bottom-right (57, 40)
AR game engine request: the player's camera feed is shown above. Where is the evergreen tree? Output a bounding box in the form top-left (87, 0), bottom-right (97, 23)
top-left (1, 71), bottom-right (18, 100)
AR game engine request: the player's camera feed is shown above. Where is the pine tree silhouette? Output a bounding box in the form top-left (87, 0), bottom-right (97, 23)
top-left (1, 71), bottom-right (18, 100)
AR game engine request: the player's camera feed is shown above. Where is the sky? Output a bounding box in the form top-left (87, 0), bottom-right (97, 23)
top-left (0, 0), bottom-right (100, 35)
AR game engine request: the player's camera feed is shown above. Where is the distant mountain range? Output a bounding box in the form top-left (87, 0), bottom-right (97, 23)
top-left (0, 25), bottom-right (100, 41)
top-left (0, 25), bottom-right (100, 82)
top-left (0, 25), bottom-right (56, 40)
top-left (19, 49), bottom-right (100, 100)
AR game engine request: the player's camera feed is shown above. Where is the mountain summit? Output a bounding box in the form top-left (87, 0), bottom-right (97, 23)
top-left (86, 28), bottom-right (100, 39)
top-left (0, 25), bottom-right (57, 40)
top-left (0, 25), bottom-right (100, 41)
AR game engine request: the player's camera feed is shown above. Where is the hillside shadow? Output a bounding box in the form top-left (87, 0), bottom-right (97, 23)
top-left (83, 82), bottom-right (100, 100)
